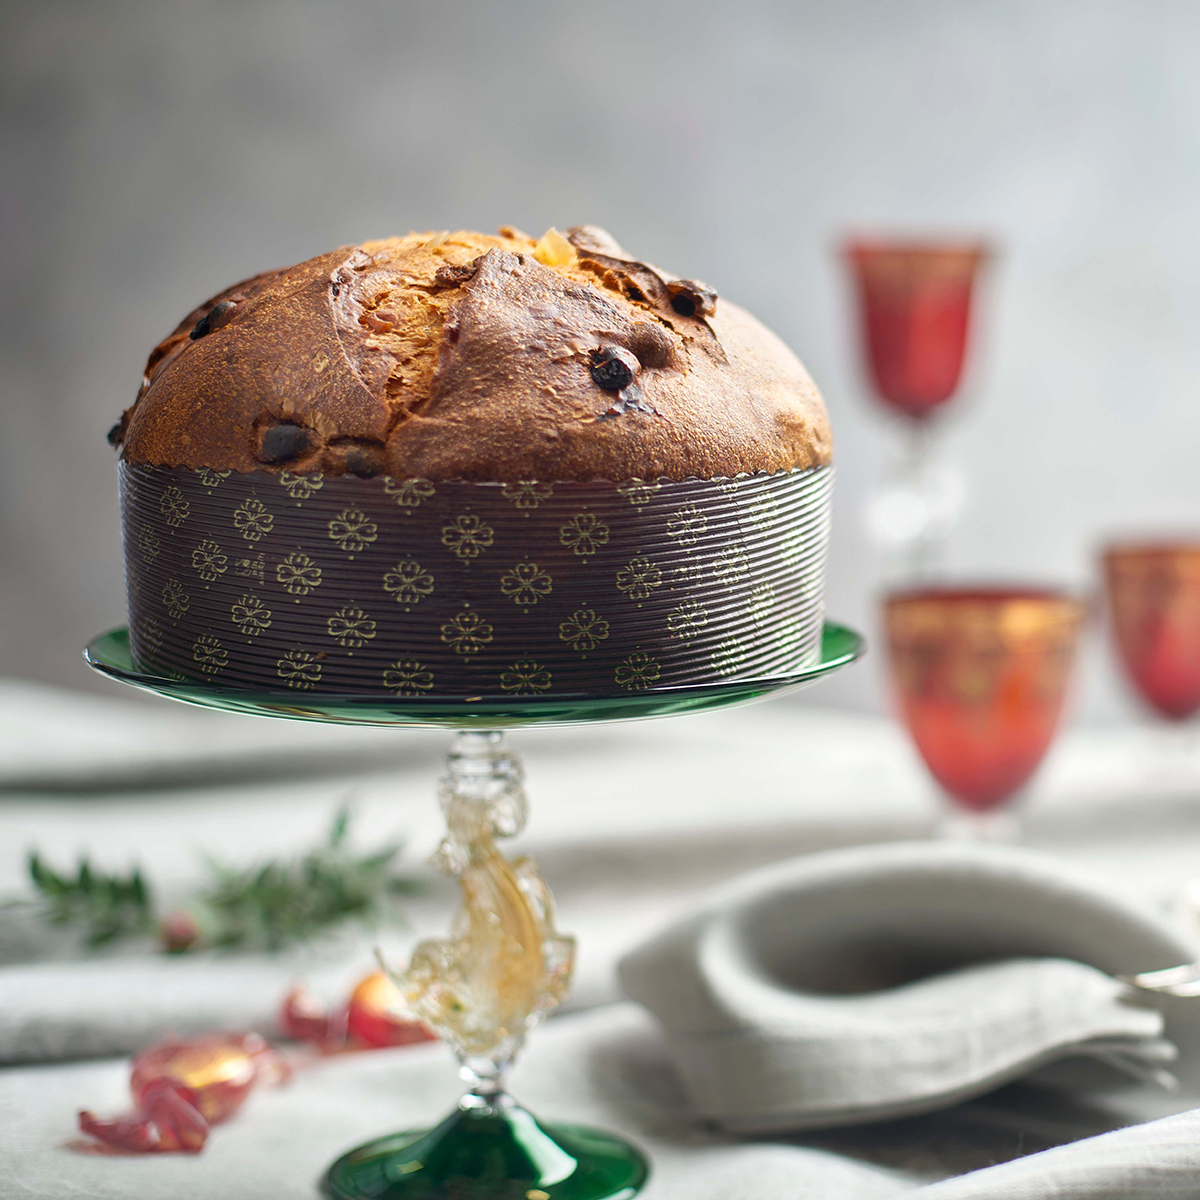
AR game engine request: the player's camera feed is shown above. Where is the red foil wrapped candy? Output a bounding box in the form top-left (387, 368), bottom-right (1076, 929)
top-left (280, 971), bottom-right (435, 1051)
top-left (78, 1032), bottom-right (287, 1153)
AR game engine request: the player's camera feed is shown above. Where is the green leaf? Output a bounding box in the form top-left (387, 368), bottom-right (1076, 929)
top-left (24, 852), bottom-right (156, 946)
top-left (28, 851), bottom-right (66, 896)
top-left (359, 847), bottom-right (401, 870)
top-left (23, 805), bottom-right (421, 954)
top-left (330, 805), bottom-right (350, 848)
top-left (195, 807), bottom-right (420, 953)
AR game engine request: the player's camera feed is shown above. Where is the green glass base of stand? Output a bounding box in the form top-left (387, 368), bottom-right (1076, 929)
top-left (324, 1096), bottom-right (648, 1200)
top-left (86, 622), bottom-right (863, 1200)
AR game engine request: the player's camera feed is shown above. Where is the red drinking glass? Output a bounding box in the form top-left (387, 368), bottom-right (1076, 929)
top-left (1103, 543), bottom-right (1200, 721)
top-left (842, 239), bottom-right (990, 579)
top-left (885, 588), bottom-right (1085, 837)
top-left (843, 240), bottom-right (989, 420)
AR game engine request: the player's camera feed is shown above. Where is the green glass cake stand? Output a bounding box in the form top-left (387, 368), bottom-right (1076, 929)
top-left (86, 622), bottom-right (863, 1200)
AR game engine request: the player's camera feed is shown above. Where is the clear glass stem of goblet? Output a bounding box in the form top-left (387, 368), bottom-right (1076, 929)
top-left (937, 803), bottom-right (1020, 843)
top-left (904, 421), bottom-right (936, 580)
top-left (868, 419), bottom-right (963, 583)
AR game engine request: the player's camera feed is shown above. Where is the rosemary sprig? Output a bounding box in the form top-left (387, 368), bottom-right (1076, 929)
top-left (195, 806), bottom-right (419, 952)
top-left (22, 807), bottom-right (418, 953)
top-left (26, 852), bottom-right (154, 947)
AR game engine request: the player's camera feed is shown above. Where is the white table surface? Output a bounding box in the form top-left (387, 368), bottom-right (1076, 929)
top-left (3, 678), bottom-right (1200, 1197)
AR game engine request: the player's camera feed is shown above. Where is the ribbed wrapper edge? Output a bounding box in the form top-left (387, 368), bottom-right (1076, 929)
top-left (119, 463), bottom-right (833, 699)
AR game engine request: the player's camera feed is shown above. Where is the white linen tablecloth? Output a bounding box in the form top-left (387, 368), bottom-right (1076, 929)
top-left (2, 679), bottom-right (1200, 1196)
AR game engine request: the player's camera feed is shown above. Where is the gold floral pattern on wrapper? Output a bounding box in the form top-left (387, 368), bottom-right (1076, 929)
top-left (743, 491), bottom-right (778, 534)
top-left (668, 600), bottom-right (708, 640)
top-left (382, 559), bottom-right (435, 609)
top-left (711, 637), bottom-right (747, 678)
top-left (119, 462), bottom-right (834, 695)
top-left (383, 476), bottom-right (435, 510)
top-left (280, 471), bottom-right (324, 502)
top-left (328, 606), bottom-right (376, 649)
top-left (711, 544), bottom-right (750, 587)
top-left (192, 539), bottom-right (227, 583)
top-left (501, 480), bottom-right (555, 511)
top-left (233, 498), bottom-right (273, 542)
top-left (138, 525), bottom-right (161, 563)
top-left (328, 509), bottom-right (377, 556)
top-left (277, 650), bottom-right (322, 690)
top-left (441, 609), bottom-right (494, 656)
top-left (749, 582), bottom-right (777, 628)
top-left (559, 512), bottom-right (610, 558)
top-left (559, 608), bottom-right (609, 654)
top-left (141, 618), bottom-right (164, 660)
top-left (667, 505), bottom-right (708, 547)
top-left (192, 634), bottom-right (228, 675)
top-left (383, 660), bottom-right (434, 696)
top-left (618, 478), bottom-right (661, 511)
top-left (231, 593), bottom-right (271, 638)
top-left (615, 652), bottom-right (661, 691)
top-left (162, 578), bottom-right (190, 621)
top-left (441, 514), bottom-right (494, 561)
top-left (500, 562), bottom-right (553, 608)
top-left (615, 556), bottom-right (662, 604)
top-left (499, 660), bottom-right (552, 694)
top-left (159, 486), bottom-right (190, 528)
top-left (276, 552), bottom-right (322, 597)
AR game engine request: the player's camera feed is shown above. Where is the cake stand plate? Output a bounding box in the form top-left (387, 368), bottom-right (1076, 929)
top-left (85, 622), bottom-right (863, 1200)
top-left (84, 622), bottom-right (864, 726)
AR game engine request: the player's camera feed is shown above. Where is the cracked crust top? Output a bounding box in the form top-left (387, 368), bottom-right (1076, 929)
top-left (113, 226), bottom-right (831, 481)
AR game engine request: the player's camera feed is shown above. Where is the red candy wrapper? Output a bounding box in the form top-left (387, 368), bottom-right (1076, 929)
top-left (78, 1032), bottom-right (288, 1154)
top-left (281, 971), bottom-right (435, 1051)
top-left (346, 971), bottom-right (437, 1048)
top-left (77, 972), bottom-right (431, 1154)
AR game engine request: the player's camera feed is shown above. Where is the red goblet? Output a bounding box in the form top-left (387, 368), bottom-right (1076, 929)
top-left (885, 587), bottom-right (1085, 839)
top-left (842, 240), bottom-right (990, 576)
top-left (843, 241), bottom-right (988, 420)
top-left (1103, 543), bottom-right (1200, 721)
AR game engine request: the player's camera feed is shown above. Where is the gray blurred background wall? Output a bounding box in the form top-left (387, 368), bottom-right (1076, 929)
top-left (3, 0), bottom-right (1199, 722)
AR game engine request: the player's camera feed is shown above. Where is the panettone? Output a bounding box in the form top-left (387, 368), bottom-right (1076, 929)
top-left (110, 226), bottom-right (830, 482)
top-left (110, 226), bottom-right (834, 698)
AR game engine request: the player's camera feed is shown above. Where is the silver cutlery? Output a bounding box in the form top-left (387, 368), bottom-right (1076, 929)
top-left (1118, 961), bottom-right (1200, 998)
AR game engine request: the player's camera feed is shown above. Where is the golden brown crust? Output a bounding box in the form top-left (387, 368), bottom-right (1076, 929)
top-left (117, 228), bottom-right (831, 481)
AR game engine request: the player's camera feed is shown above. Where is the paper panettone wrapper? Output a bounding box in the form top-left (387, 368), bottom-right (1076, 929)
top-left (119, 462), bottom-right (833, 697)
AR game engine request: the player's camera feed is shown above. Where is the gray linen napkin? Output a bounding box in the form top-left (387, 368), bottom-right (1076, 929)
top-left (619, 841), bottom-right (1198, 1132)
